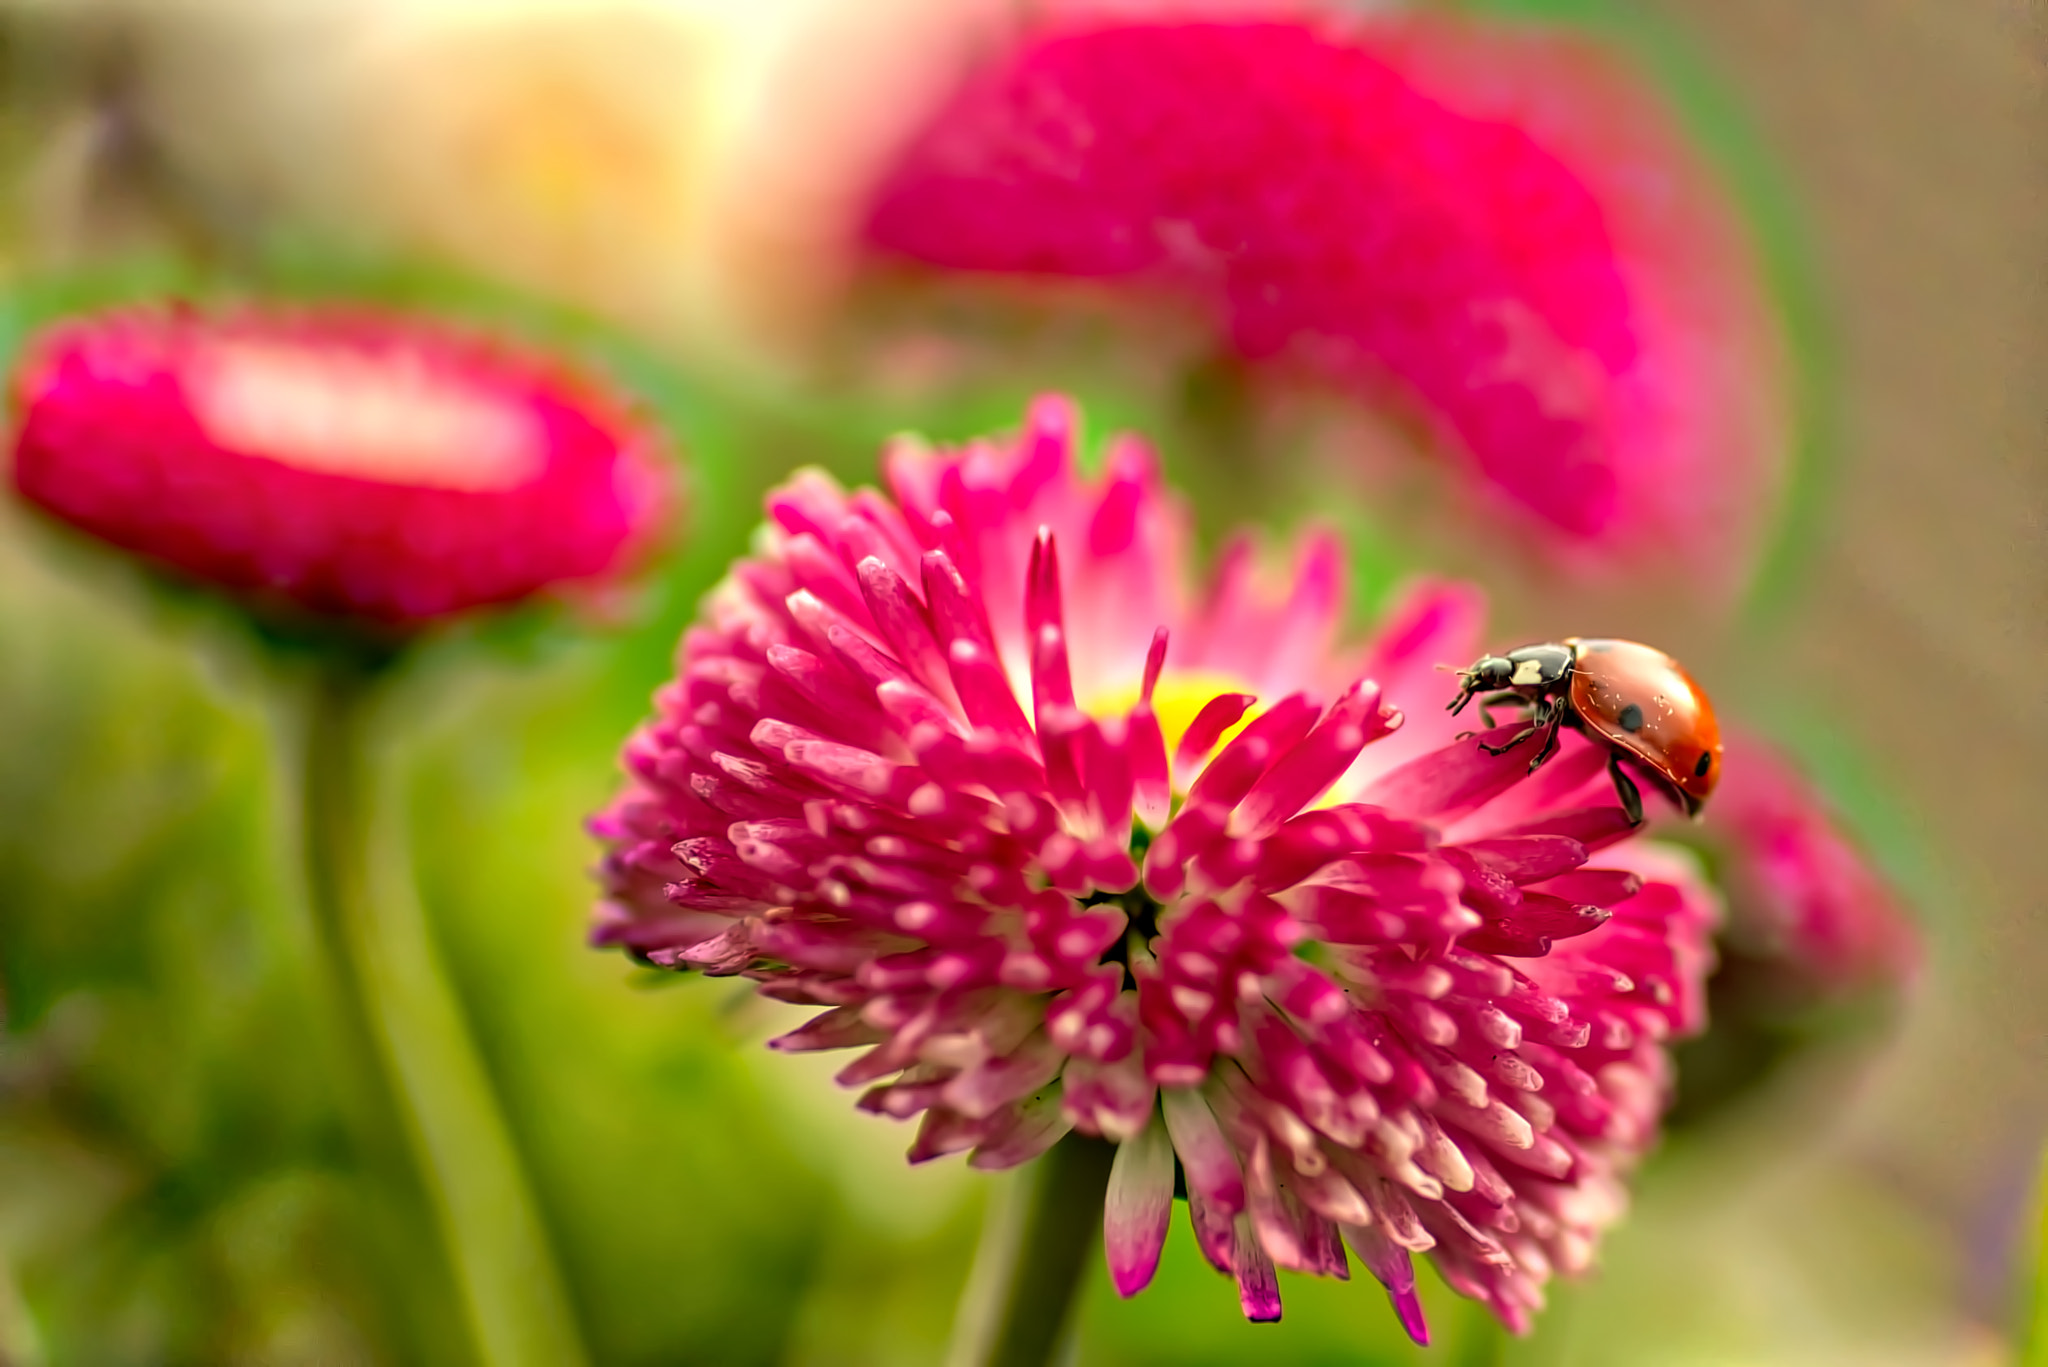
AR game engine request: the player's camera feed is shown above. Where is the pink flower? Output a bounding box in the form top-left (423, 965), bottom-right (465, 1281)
top-left (865, 15), bottom-right (1784, 588)
top-left (9, 304), bottom-right (671, 625)
top-left (592, 396), bottom-right (1719, 1337)
top-left (1687, 732), bottom-right (1918, 996)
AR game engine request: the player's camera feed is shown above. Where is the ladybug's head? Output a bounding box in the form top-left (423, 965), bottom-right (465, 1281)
top-left (1462, 654), bottom-right (1517, 691)
top-left (1446, 653), bottom-right (1516, 714)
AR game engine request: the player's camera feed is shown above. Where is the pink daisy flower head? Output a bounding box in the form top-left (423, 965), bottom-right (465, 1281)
top-left (9, 303), bottom-right (672, 626)
top-left (865, 13), bottom-right (1785, 590)
top-left (592, 396), bottom-right (1718, 1337)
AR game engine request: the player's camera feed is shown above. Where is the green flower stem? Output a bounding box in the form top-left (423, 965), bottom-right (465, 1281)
top-left (948, 1133), bottom-right (1119, 1367)
top-left (299, 655), bottom-right (587, 1367)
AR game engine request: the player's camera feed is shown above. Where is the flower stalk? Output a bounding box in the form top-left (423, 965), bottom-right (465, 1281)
top-left (949, 1134), bottom-right (1118, 1367)
top-left (298, 651), bottom-right (588, 1367)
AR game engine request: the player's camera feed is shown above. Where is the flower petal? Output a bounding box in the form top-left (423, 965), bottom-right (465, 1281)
top-left (1103, 1111), bottom-right (1176, 1297)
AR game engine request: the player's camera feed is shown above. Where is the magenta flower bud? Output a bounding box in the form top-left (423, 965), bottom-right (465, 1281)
top-left (866, 15), bottom-right (1785, 588)
top-left (1694, 731), bottom-right (1920, 995)
top-left (9, 304), bottom-right (672, 625)
top-left (592, 395), bottom-right (1725, 1338)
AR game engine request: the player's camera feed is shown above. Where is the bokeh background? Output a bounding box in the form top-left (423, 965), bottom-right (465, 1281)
top-left (0, 1), bottom-right (2041, 1364)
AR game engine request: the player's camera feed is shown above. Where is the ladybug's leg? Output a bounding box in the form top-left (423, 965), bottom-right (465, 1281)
top-left (1526, 704), bottom-right (1566, 773)
top-left (1458, 694), bottom-right (1533, 740)
top-left (1477, 698), bottom-right (1553, 757)
top-left (1476, 692), bottom-right (1527, 730)
top-left (1477, 725), bottom-right (1536, 756)
top-left (1606, 750), bottom-right (1645, 826)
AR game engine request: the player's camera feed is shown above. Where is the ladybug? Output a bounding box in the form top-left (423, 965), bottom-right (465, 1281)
top-left (1447, 638), bottom-right (1722, 825)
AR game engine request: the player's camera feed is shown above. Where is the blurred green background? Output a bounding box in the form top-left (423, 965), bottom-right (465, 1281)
top-left (0, 1), bottom-right (2040, 1365)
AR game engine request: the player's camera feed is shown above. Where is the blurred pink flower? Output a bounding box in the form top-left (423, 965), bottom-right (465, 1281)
top-left (866, 14), bottom-right (1784, 587)
top-left (591, 396), bottom-right (1719, 1336)
top-left (9, 304), bottom-right (671, 624)
top-left (1693, 732), bottom-right (1919, 995)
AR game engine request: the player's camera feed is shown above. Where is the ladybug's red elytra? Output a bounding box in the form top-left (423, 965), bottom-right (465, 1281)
top-left (1447, 637), bottom-right (1722, 824)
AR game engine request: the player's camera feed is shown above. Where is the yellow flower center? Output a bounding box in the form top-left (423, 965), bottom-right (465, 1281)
top-left (1085, 668), bottom-right (1263, 790)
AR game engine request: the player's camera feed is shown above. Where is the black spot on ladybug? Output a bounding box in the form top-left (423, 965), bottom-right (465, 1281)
top-left (1617, 703), bottom-right (1644, 733)
top-left (1694, 752), bottom-right (1712, 778)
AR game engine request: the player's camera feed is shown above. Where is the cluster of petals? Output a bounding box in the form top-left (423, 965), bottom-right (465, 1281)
top-left (865, 10), bottom-right (1783, 588)
top-left (9, 304), bottom-right (670, 624)
top-left (592, 396), bottom-right (1718, 1337)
